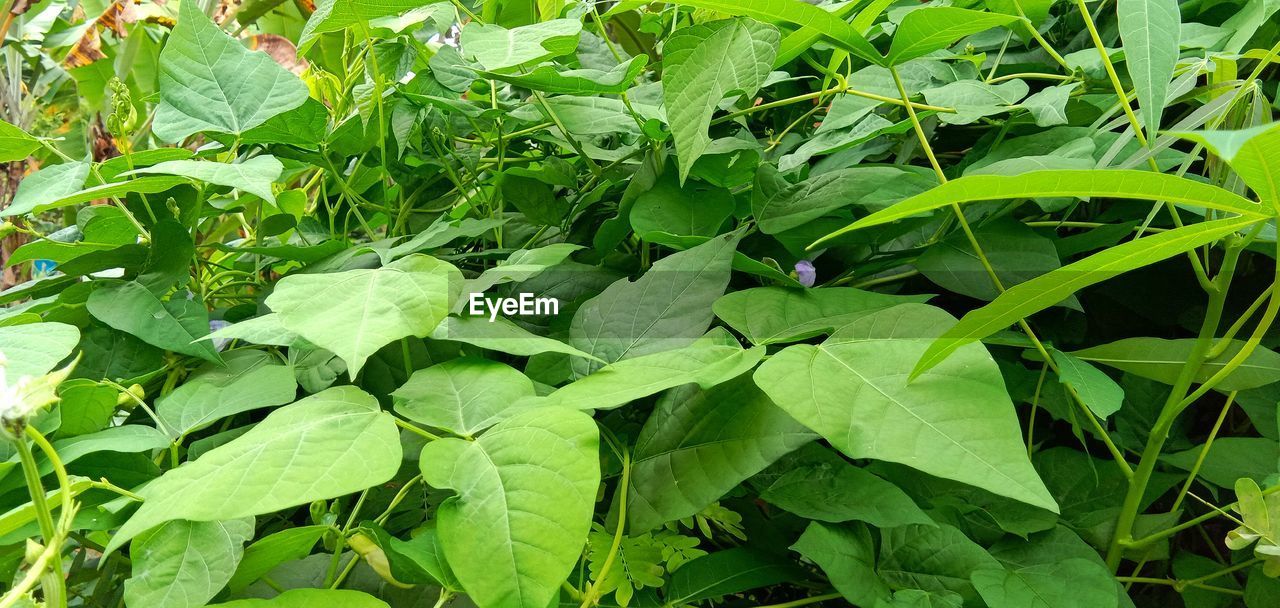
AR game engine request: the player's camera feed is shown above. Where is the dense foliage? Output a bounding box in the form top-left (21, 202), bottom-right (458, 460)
top-left (0, 0), bottom-right (1278, 606)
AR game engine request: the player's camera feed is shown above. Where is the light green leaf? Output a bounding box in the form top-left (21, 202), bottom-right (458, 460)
top-left (300, 0), bottom-right (444, 51)
top-left (1174, 124), bottom-right (1280, 206)
top-left (0, 162), bottom-right (90, 218)
top-left (0, 120), bottom-right (39, 162)
top-left (227, 525), bottom-right (328, 593)
top-left (627, 377), bottom-right (814, 531)
top-left (266, 255), bottom-right (462, 376)
top-left (208, 589), bottom-right (388, 608)
top-left (909, 215), bottom-right (1262, 375)
top-left (536, 337), bottom-right (764, 411)
top-left (392, 357), bottom-right (535, 436)
top-left (430, 316), bottom-right (601, 361)
top-left (123, 156), bottom-right (283, 203)
top-left (754, 304), bottom-right (1057, 511)
top-left (665, 548), bottom-right (803, 605)
top-left (815, 170), bottom-right (1269, 246)
top-left (1050, 349), bottom-right (1124, 418)
top-left (205, 314), bottom-right (306, 348)
top-left (156, 351), bottom-right (298, 438)
top-left (460, 19), bottom-right (582, 72)
top-left (1164, 438), bottom-right (1280, 488)
top-left (124, 518), bottom-right (255, 608)
top-left (0, 322), bottom-right (79, 379)
top-left (1020, 83), bottom-right (1080, 127)
top-left (663, 19), bottom-right (778, 181)
top-left (569, 231), bottom-right (740, 377)
top-left (630, 173), bottom-right (734, 240)
top-left (713, 286), bottom-right (930, 346)
top-left (972, 559), bottom-right (1119, 608)
top-left (922, 79), bottom-right (1029, 125)
top-left (887, 8), bottom-right (1017, 65)
top-left (1, 175), bottom-right (188, 218)
top-left (420, 408), bottom-right (599, 608)
top-left (879, 523), bottom-right (1001, 603)
top-left (917, 219), bottom-right (1070, 303)
top-left (792, 522), bottom-right (889, 606)
top-left (1119, 0), bottom-right (1180, 135)
top-left (754, 166), bottom-right (936, 234)
top-left (155, 0), bottom-right (309, 142)
top-left (465, 243), bottom-right (582, 296)
top-left (87, 282), bottom-right (222, 363)
top-left (479, 55), bottom-right (647, 94)
top-left (649, 0), bottom-right (881, 64)
top-left (1072, 338), bottom-right (1280, 393)
top-left (104, 386), bottom-right (401, 555)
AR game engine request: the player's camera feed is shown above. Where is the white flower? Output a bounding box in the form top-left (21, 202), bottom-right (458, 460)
top-left (0, 351), bottom-right (75, 424)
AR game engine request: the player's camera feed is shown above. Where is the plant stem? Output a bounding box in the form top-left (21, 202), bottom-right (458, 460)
top-left (755, 592), bottom-right (843, 608)
top-left (579, 449), bottom-right (630, 608)
top-left (13, 427), bottom-right (65, 608)
top-left (1170, 391), bottom-right (1236, 511)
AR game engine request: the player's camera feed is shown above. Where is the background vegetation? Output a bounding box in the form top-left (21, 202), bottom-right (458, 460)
top-left (0, 0), bottom-right (1278, 607)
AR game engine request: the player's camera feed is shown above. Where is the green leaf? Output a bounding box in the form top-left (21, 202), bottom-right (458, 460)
top-left (713, 286), bottom-right (931, 345)
top-left (1072, 337), bottom-right (1280, 392)
top-left (86, 282), bottom-right (222, 363)
top-left (1050, 349), bottom-right (1124, 418)
top-left (910, 215), bottom-right (1261, 376)
top-left (791, 522), bottom-right (889, 606)
top-left (814, 170), bottom-right (1269, 246)
top-left (879, 523), bottom-right (1002, 603)
top-left (1118, 0), bottom-right (1180, 134)
top-left (104, 386), bottom-right (401, 555)
top-left (536, 337), bottom-right (764, 411)
top-left (754, 166), bottom-right (936, 234)
top-left (156, 350), bottom-right (299, 438)
top-left (662, 19), bottom-right (778, 181)
top-left (630, 173), bottom-right (734, 240)
top-left (569, 231), bottom-right (740, 377)
top-left (154, 0), bottom-right (309, 142)
top-left (227, 525), bottom-right (328, 593)
top-left (430, 316), bottom-right (601, 361)
top-left (0, 161), bottom-right (89, 218)
top-left (124, 518), bottom-right (255, 608)
top-left (123, 156), bottom-right (283, 203)
top-left (758, 444), bottom-right (932, 528)
top-left (1, 175), bottom-right (187, 218)
top-left (922, 79), bottom-right (1029, 125)
top-left (299, 0), bottom-right (443, 51)
top-left (460, 19), bottom-right (582, 72)
top-left (208, 589), bottom-right (388, 608)
top-left (392, 357), bottom-right (535, 436)
top-left (265, 255), bottom-right (462, 376)
top-left (206, 314), bottom-right (306, 348)
top-left (0, 322), bottom-right (79, 378)
top-left (0, 119), bottom-right (39, 162)
top-left (627, 377), bottom-right (814, 531)
top-left (665, 548), bottom-right (803, 605)
top-left (651, 0), bottom-right (881, 65)
top-left (1174, 124), bottom-right (1280, 206)
top-left (972, 558), bottom-right (1119, 608)
top-left (479, 55), bottom-right (647, 94)
top-left (887, 7), bottom-right (1017, 65)
top-left (420, 407), bottom-right (599, 608)
top-left (754, 304), bottom-right (1057, 511)
top-left (917, 219), bottom-right (1070, 303)
top-left (1163, 438), bottom-right (1280, 487)
top-left (464, 243), bottom-right (583, 296)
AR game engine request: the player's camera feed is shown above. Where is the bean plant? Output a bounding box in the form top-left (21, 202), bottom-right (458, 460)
top-left (0, 0), bottom-right (1278, 606)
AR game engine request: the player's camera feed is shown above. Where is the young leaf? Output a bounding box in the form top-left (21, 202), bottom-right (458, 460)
top-left (420, 408), bottom-right (599, 608)
top-left (1118, 0), bottom-right (1180, 135)
top-left (460, 19), bottom-right (583, 72)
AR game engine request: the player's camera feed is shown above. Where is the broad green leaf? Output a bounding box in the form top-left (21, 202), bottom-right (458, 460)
top-left (917, 219), bottom-right (1070, 303)
top-left (713, 286), bottom-right (930, 346)
top-left (536, 336), bottom-right (764, 411)
top-left (420, 408), bottom-right (599, 608)
top-left (662, 19), bottom-right (778, 181)
top-left (774, 0), bottom-right (883, 66)
top-left (922, 79), bottom-right (1029, 125)
top-left (791, 522), bottom-right (889, 606)
top-left (754, 304), bottom-right (1057, 511)
top-left (569, 231), bottom-right (740, 377)
top-left (228, 525), bottom-right (328, 593)
top-left (1119, 0), bottom-right (1180, 135)
top-left (0, 322), bottom-right (79, 378)
top-left (460, 19), bottom-right (582, 72)
top-left (430, 316), bottom-right (601, 361)
top-left (910, 215), bottom-right (1262, 376)
top-left (156, 350), bottom-right (298, 438)
top-left (0, 175), bottom-right (187, 218)
top-left (123, 156), bottom-right (283, 203)
top-left (124, 517), bottom-right (255, 608)
top-left (1174, 124), bottom-right (1280, 206)
top-left (1164, 438), bottom-right (1280, 487)
top-left (105, 386), bottom-right (401, 555)
top-left (1072, 337), bottom-right (1280, 392)
top-left (627, 377), bottom-right (814, 531)
top-left (8, 206), bottom-right (139, 268)
top-left (154, 0), bottom-right (309, 142)
top-left (758, 444), bottom-right (932, 528)
top-left (209, 589), bottom-right (388, 608)
top-left (887, 8), bottom-right (1017, 65)
top-left (665, 548), bottom-right (804, 605)
top-left (205, 314), bottom-right (306, 348)
top-left (879, 523), bottom-right (1001, 603)
top-left (0, 161), bottom-right (89, 218)
top-left (265, 255), bottom-right (462, 376)
top-left (464, 243), bottom-right (582, 296)
top-left (649, 0), bottom-right (880, 64)
top-left (1050, 349), bottom-right (1124, 418)
top-left (630, 173), bottom-right (734, 240)
top-left (0, 120), bottom-right (39, 162)
top-left (299, 0), bottom-right (443, 51)
top-left (86, 282), bottom-right (221, 363)
top-left (814, 170), bottom-right (1269, 246)
top-left (479, 55), bottom-right (647, 94)
top-left (754, 166), bottom-right (936, 234)
top-left (392, 357), bottom-right (535, 436)
top-left (972, 558), bottom-right (1119, 608)
top-left (878, 589), bottom-right (965, 608)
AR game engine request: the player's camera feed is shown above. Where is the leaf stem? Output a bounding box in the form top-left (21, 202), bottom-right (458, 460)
top-left (579, 448), bottom-right (630, 608)
top-left (754, 592), bottom-right (844, 608)
top-left (1170, 391), bottom-right (1236, 511)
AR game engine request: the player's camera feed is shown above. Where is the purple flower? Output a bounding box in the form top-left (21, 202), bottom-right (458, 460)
top-left (795, 260), bottom-right (816, 287)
